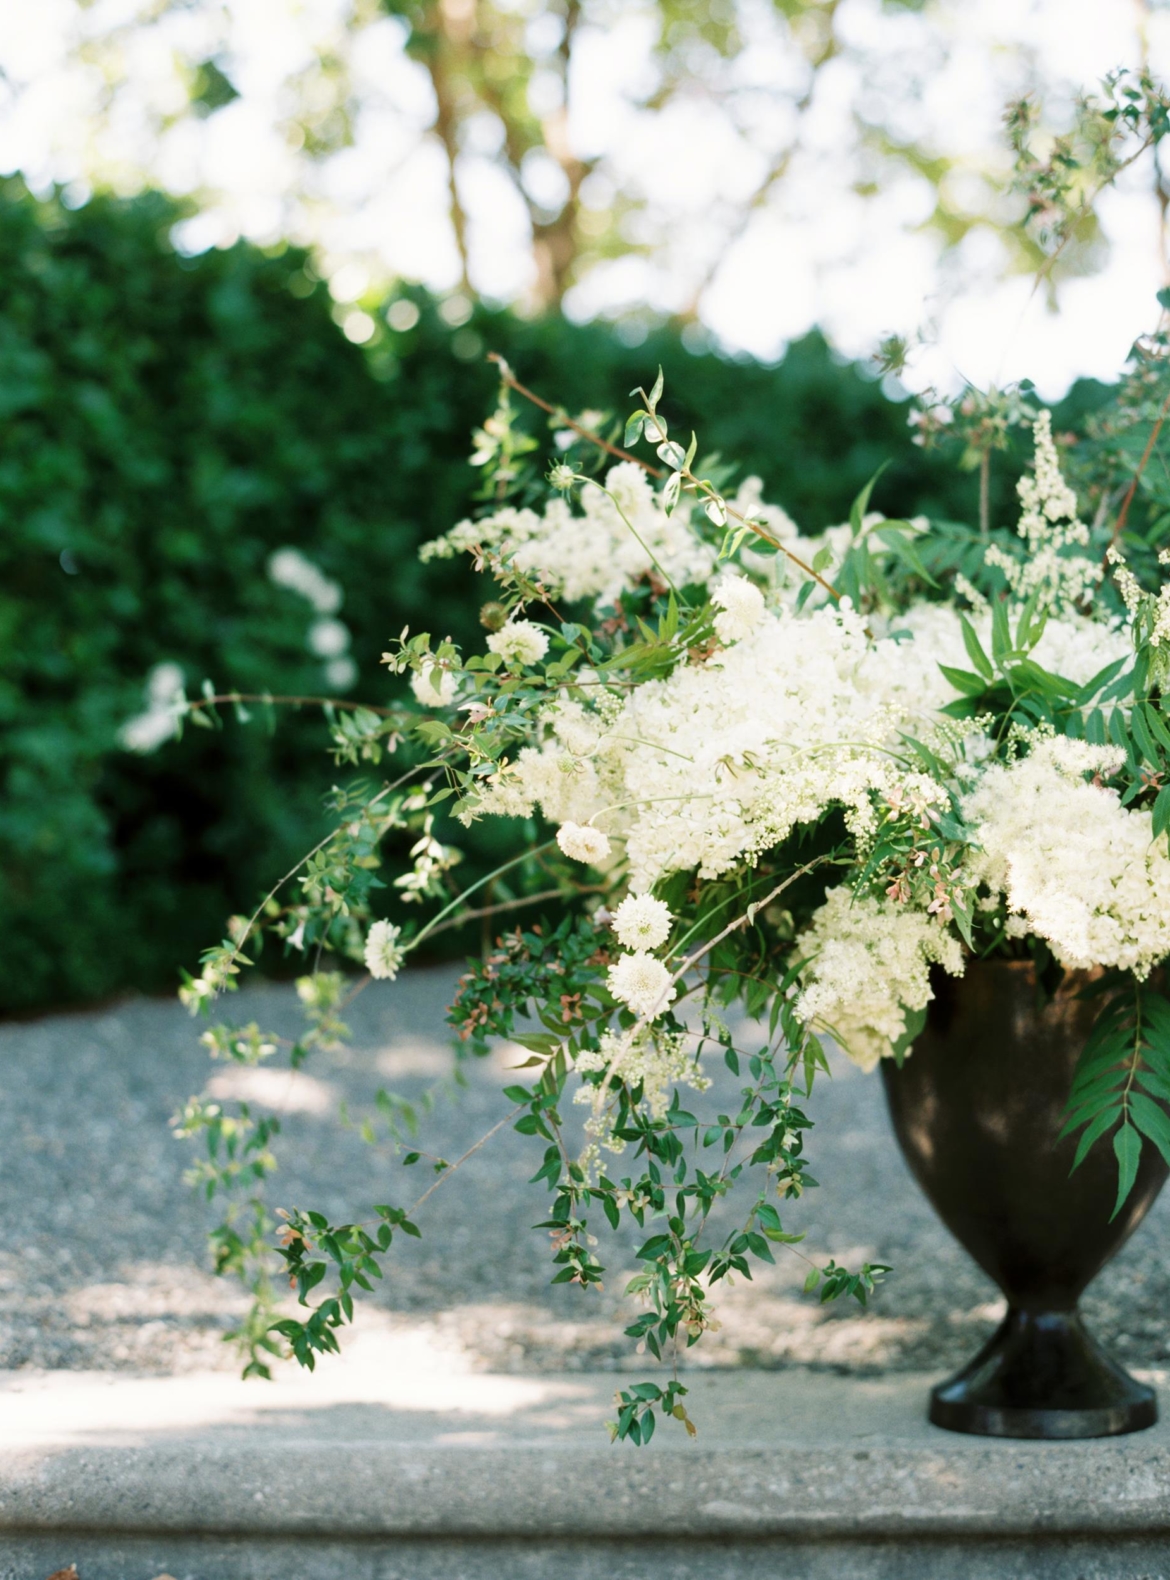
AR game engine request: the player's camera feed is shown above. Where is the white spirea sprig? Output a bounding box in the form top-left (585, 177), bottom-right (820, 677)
top-left (574, 1026), bottom-right (710, 1164)
top-left (423, 461), bottom-right (717, 608)
top-left (795, 886), bottom-right (965, 1070)
top-left (984, 410), bottom-right (1101, 613)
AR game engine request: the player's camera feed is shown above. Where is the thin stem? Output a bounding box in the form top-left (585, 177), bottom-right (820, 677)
top-left (488, 354), bottom-right (659, 472)
top-left (1108, 382), bottom-right (1170, 549)
top-left (407, 1106), bottom-right (524, 1215)
top-left (190, 692), bottom-right (406, 720)
top-left (421, 886), bottom-right (587, 944)
top-left (409, 839), bottom-right (558, 952)
top-left (978, 450), bottom-right (990, 537)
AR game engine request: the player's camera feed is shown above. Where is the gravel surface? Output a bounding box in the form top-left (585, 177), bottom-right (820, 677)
top-left (2, 968), bottom-right (1169, 1379)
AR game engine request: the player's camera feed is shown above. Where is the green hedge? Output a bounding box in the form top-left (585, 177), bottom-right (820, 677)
top-left (0, 178), bottom-right (1023, 1015)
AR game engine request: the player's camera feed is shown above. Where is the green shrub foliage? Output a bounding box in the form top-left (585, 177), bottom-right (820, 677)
top-left (0, 176), bottom-right (1029, 1014)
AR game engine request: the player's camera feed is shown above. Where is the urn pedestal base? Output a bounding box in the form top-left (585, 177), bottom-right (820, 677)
top-left (928, 1307), bottom-right (1156, 1440)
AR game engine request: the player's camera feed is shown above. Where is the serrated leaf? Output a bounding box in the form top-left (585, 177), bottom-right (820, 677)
top-left (1130, 1091), bottom-right (1170, 1166)
top-left (1068, 1104), bottom-right (1121, 1170)
top-left (1112, 1121), bottom-right (1142, 1219)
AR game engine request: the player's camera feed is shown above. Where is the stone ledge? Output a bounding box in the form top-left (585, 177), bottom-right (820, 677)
top-left (1, 1365), bottom-right (1169, 1545)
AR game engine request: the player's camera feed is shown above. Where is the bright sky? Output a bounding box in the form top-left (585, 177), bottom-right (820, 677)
top-left (2, 0), bottom-right (1169, 399)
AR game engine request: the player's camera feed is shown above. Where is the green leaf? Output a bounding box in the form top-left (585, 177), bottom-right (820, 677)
top-left (990, 597), bottom-right (1012, 664)
top-left (939, 663), bottom-right (989, 697)
top-left (848, 463), bottom-right (888, 535)
top-left (1112, 1122), bottom-right (1142, 1219)
top-left (1153, 786), bottom-right (1170, 842)
top-left (959, 614), bottom-right (994, 681)
top-left (1129, 1092), bottom-right (1170, 1166)
top-left (1069, 1104), bottom-right (1121, 1170)
top-left (1130, 704), bottom-right (1161, 766)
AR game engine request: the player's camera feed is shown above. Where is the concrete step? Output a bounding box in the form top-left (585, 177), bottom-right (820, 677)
top-left (3, 1348), bottom-right (1170, 1579)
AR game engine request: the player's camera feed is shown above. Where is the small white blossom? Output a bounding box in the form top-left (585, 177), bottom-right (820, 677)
top-left (611, 893), bottom-right (674, 951)
top-left (711, 574), bottom-right (765, 643)
top-left (118, 662), bottom-right (186, 753)
top-left (267, 547), bottom-right (343, 614)
top-left (364, 920), bottom-right (406, 981)
top-left (576, 1026), bottom-right (708, 1128)
top-left (795, 886), bottom-right (965, 1071)
top-left (487, 620), bottom-right (550, 667)
top-left (411, 666), bottom-right (457, 708)
top-left (607, 951), bottom-right (676, 1019)
top-left (548, 463), bottom-right (579, 491)
top-left (556, 821), bottom-right (611, 863)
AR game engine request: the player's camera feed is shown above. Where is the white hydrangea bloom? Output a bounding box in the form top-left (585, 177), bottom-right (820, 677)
top-left (711, 573), bottom-right (765, 643)
top-left (411, 666), bottom-right (457, 708)
top-left (795, 886), bottom-right (965, 1071)
top-left (364, 920), bottom-right (406, 981)
top-left (607, 951), bottom-right (677, 1019)
top-left (612, 894), bottom-right (674, 951)
top-left (556, 821), bottom-right (611, 863)
top-left (965, 736), bottom-right (1170, 977)
top-left (486, 620), bottom-right (549, 667)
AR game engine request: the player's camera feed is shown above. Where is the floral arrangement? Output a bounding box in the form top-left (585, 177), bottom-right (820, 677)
top-left (169, 322), bottom-right (1170, 1442)
top-left (161, 58), bottom-right (1170, 1449)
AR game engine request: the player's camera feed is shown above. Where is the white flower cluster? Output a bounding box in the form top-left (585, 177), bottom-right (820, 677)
top-left (711, 573), bottom-right (765, 644)
top-left (483, 604), bottom-right (947, 890)
top-left (611, 893), bottom-right (674, 950)
top-left (795, 885), bottom-right (965, 1071)
top-left (964, 736), bottom-right (1170, 978)
top-left (364, 919), bottom-right (406, 980)
top-left (411, 664), bottom-right (458, 708)
top-left (574, 1025), bottom-right (711, 1158)
top-left (608, 951), bottom-right (676, 1018)
top-left (984, 411), bottom-right (1101, 613)
top-left (119, 661), bottom-right (186, 754)
top-left (557, 822), bottom-right (611, 863)
top-left (480, 598), bottom-right (1123, 896)
top-left (267, 547), bottom-right (356, 690)
top-left (486, 619), bottom-right (549, 667)
top-left (422, 461), bottom-right (717, 607)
